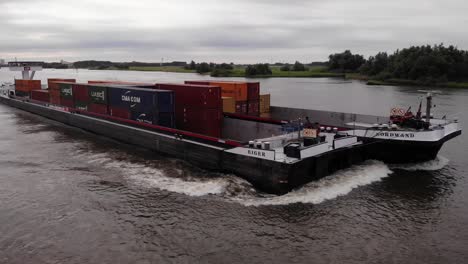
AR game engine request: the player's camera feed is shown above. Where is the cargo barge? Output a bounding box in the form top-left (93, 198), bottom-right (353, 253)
top-left (0, 62), bottom-right (461, 194)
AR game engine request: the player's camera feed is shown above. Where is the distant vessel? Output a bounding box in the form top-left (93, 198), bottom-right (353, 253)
top-left (0, 62), bottom-right (461, 194)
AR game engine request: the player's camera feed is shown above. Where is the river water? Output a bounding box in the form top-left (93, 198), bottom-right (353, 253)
top-left (0, 69), bottom-right (467, 263)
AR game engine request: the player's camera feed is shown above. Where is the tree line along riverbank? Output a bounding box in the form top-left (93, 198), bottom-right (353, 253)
top-left (335, 44), bottom-right (468, 88)
top-left (42, 44), bottom-right (468, 88)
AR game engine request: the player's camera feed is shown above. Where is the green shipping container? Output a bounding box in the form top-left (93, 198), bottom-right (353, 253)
top-left (88, 86), bottom-right (108, 104)
top-left (59, 83), bottom-right (73, 99)
top-left (75, 101), bottom-right (88, 111)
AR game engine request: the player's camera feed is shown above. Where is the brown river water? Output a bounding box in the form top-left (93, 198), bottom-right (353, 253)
top-left (0, 69), bottom-right (467, 263)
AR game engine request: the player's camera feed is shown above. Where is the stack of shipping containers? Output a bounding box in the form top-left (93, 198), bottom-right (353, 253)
top-left (210, 81), bottom-right (248, 115)
top-left (158, 83), bottom-right (222, 138)
top-left (53, 82), bottom-right (109, 114)
top-left (87, 85), bottom-right (109, 114)
top-left (246, 82), bottom-right (260, 116)
top-left (185, 81), bottom-right (260, 116)
top-left (58, 82), bottom-right (74, 108)
top-left (73, 84), bottom-right (89, 111)
top-left (15, 79), bottom-right (42, 97)
top-left (108, 86), bottom-right (175, 128)
top-left (48, 81), bottom-right (176, 128)
top-left (48, 79), bottom-right (76, 105)
top-left (88, 80), bottom-right (153, 86)
top-left (15, 78), bottom-right (264, 139)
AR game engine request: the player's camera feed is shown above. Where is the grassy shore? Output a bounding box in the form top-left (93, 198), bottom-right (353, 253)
top-left (98, 66), bottom-right (468, 87)
top-left (128, 66), bottom-right (196, 73)
top-left (236, 66), bottom-right (344, 78)
top-left (127, 65), bottom-right (344, 78)
top-left (346, 74), bottom-right (468, 89)
top-left (267, 66), bottom-right (344, 78)
top-left (445, 82), bottom-right (468, 88)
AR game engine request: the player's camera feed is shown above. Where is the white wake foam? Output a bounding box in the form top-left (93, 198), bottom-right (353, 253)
top-left (82, 152), bottom-right (229, 197)
top-left (389, 156), bottom-right (449, 171)
top-left (235, 160), bottom-right (393, 206)
top-left (112, 161), bottom-right (228, 197)
top-left (75, 149), bottom-right (398, 202)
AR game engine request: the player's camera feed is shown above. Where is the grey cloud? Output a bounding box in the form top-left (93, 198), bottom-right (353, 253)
top-left (0, 0), bottom-right (466, 63)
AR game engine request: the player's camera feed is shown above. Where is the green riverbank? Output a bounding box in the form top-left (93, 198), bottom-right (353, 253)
top-left (95, 66), bottom-right (467, 88)
top-left (128, 66), bottom-right (197, 73)
top-left (125, 66), bottom-right (344, 78)
top-left (346, 74), bottom-right (468, 89)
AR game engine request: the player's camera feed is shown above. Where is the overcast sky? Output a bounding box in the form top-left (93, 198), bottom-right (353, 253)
top-left (0, 0), bottom-right (467, 63)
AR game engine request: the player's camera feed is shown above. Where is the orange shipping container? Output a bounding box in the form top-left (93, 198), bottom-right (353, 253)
top-left (260, 94), bottom-right (271, 113)
top-left (222, 97), bottom-right (236, 113)
top-left (209, 82), bottom-right (248, 102)
top-left (15, 79), bottom-right (41, 92)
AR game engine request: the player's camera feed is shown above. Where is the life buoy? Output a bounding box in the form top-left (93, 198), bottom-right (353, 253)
top-left (391, 108), bottom-right (405, 116)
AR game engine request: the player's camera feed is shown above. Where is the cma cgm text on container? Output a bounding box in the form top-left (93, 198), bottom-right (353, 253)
top-left (107, 86), bottom-right (175, 127)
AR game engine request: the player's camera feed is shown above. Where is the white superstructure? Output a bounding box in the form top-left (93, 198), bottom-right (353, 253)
top-left (8, 61), bottom-right (43, 80)
top-left (226, 131), bottom-right (361, 163)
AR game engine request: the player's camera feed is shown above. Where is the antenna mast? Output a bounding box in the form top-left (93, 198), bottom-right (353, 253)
top-left (426, 92), bottom-right (432, 124)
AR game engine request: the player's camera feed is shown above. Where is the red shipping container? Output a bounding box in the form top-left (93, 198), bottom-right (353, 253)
top-left (50, 98), bottom-right (60, 105)
top-left (176, 108), bottom-right (222, 138)
top-left (247, 100), bottom-right (260, 116)
top-left (31, 90), bottom-right (50, 102)
top-left (158, 83), bottom-right (221, 109)
top-left (48, 79), bottom-right (76, 90)
top-left (88, 80), bottom-right (153, 86)
top-left (235, 101), bottom-right (248, 114)
top-left (186, 81), bottom-right (260, 101)
top-left (49, 90), bottom-right (61, 105)
top-left (184, 81), bottom-right (211, 86)
top-left (60, 98), bottom-right (74, 108)
top-left (109, 106), bottom-right (130, 119)
top-left (72, 84), bottom-right (89, 102)
top-left (89, 103), bottom-right (109, 115)
top-left (247, 82), bottom-right (260, 101)
top-left (49, 89), bottom-right (60, 96)
top-left (15, 79), bottom-right (41, 92)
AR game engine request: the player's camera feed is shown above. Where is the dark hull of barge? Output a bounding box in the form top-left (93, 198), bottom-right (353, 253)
top-left (0, 96), bottom-right (371, 195)
top-left (362, 134), bottom-right (461, 164)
